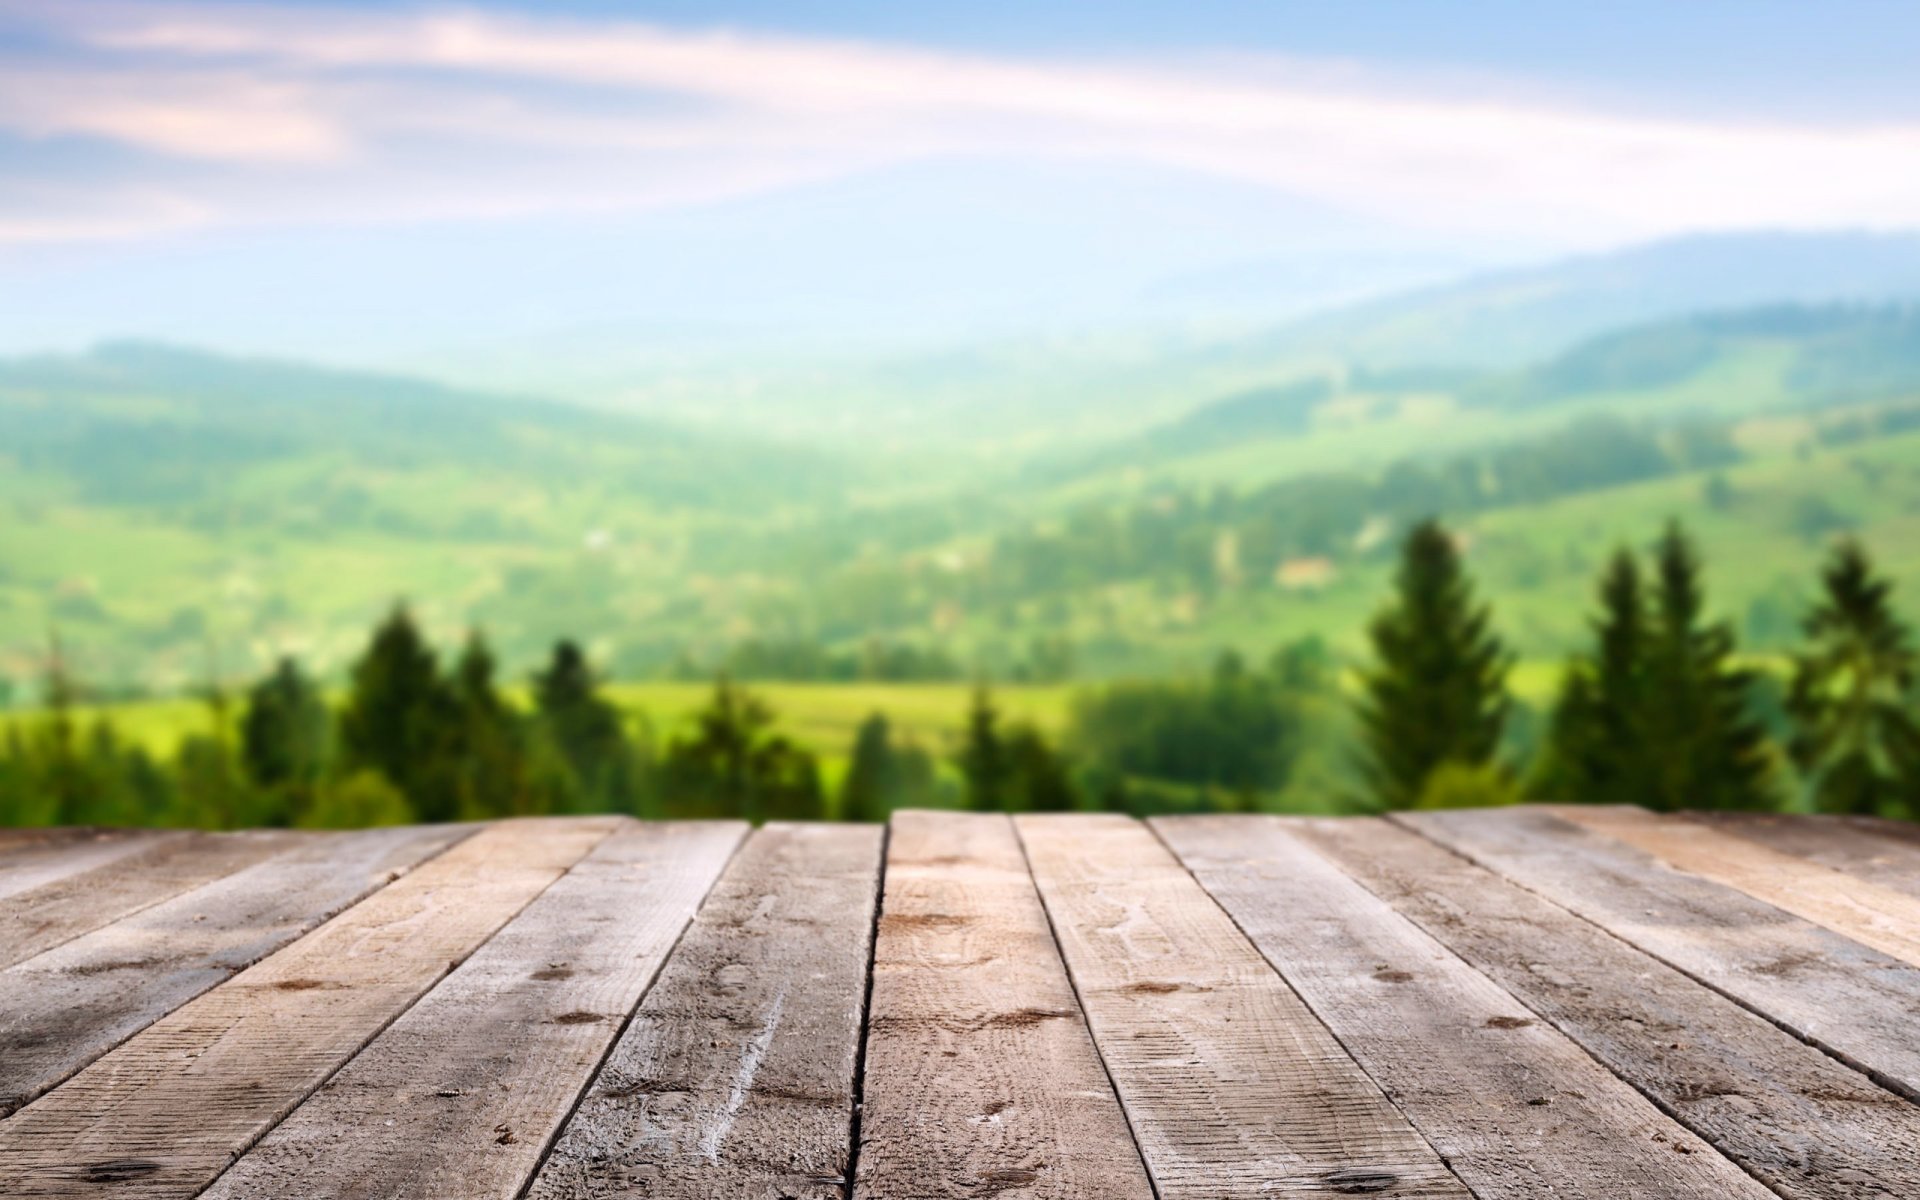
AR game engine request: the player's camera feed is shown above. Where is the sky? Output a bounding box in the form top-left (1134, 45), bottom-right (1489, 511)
top-left (1, 0), bottom-right (1917, 369)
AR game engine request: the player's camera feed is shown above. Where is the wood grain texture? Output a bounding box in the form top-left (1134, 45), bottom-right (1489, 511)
top-left (204, 820), bottom-right (745, 1200)
top-left (0, 830), bottom-right (176, 902)
top-left (530, 822), bottom-right (877, 1200)
top-left (1694, 811), bottom-right (1920, 896)
top-left (1401, 807), bottom-right (1920, 1101)
top-left (0, 830), bottom-right (311, 969)
top-left (1017, 813), bottom-right (1468, 1199)
top-left (0, 822), bottom-right (467, 1117)
top-left (0, 817), bottom-right (615, 1199)
top-left (1292, 815), bottom-right (1920, 1200)
top-left (1157, 815), bottom-right (1773, 1199)
top-left (854, 810), bottom-right (1156, 1200)
top-left (1552, 804), bottom-right (1920, 968)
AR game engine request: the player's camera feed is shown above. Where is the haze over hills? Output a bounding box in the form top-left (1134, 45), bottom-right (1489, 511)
top-left (420, 230), bottom-right (1920, 451)
top-left (5, 230), bottom-right (1920, 700)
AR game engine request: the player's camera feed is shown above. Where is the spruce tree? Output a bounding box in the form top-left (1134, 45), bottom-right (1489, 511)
top-left (1356, 519), bottom-right (1511, 810)
top-left (450, 634), bottom-right (533, 818)
top-left (240, 657), bottom-right (328, 824)
top-left (1787, 539), bottom-right (1920, 816)
top-left (532, 640), bottom-right (633, 810)
top-left (338, 604), bottom-right (459, 821)
top-left (958, 684), bottom-right (1010, 812)
top-left (661, 676), bottom-right (820, 821)
top-left (1642, 522), bottom-right (1775, 810)
top-left (1545, 549), bottom-right (1652, 804)
top-left (841, 712), bottom-right (898, 823)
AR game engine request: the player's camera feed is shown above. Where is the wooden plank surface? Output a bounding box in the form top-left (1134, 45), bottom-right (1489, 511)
top-left (1552, 804), bottom-right (1920, 967)
top-left (0, 817), bottom-right (616, 1199)
top-left (0, 830), bottom-right (176, 902)
top-left (1695, 811), bottom-right (1920, 895)
top-left (0, 830), bottom-right (311, 969)
top-left (1158, 815), bottom-right (1774, 1199)
top-left (1017, 813), bottom-right (1469, 1199)
top-left (530, 822), bottom-right (877, 1200)
top-left (854, 811), bottom-right (1155, 1200)
top-left (204, 821), bottom-right (745, 1200)
top-left (1294, 815), bottom-right (1920, 1200)
top-left (0, 822), bottom-right (466, 1117)
top-left (1401, 807), bottom-right (1920, 1101)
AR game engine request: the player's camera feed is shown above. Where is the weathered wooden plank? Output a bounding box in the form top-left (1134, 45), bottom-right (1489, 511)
top-left (1552, 804), bottom-right (1920, 968)
top-left (0, 822), bottom-right (466, 1117)
top-left (1017, 813), bottom-right (1468, 1199)
top-left (529, 822), bottom-right (877, 1200)
top-left (204, 820), bottom-right (745, 1200)
top-left (854, 811), bottom-right (1155, 1200)
top-left (1401, 806), bottom-right (1920, 1101)
top-left (0, 829), bottom-right (312, 969)
top-left (0, 830), bottom-right (176, 902)
top-left (1157, 815), bottom-right (1773, 1199)
top-left (0, 817), bottom-right (617, 1199)
top-left (1290, 815), bottom-right (1920, 1200)
top-left (1695, 811), bottom-right (1920, 896)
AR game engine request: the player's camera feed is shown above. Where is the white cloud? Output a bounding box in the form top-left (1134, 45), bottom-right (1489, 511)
top-left (2, 0), bottom-right (1919, 246)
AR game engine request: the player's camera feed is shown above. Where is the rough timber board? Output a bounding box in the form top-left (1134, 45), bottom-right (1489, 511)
top-left (0, 823), bottom-right (466, 1117)
top-left (204, 821), bottom-right (745, 1200)
top-left (1551, 804), bottom-right (1920, 967)
top-left (1158, 815), bottom-right (1774, 1199)
top-left (1018, 813), bottom-right (1470, 1199)
top-left (0, 829), bottom-right (310, 969)
top-left (530, 822), bottom-right (878, 1200)
top-left (854, 811), bottom-right (1156, 1200)
top-left (0, 818), bottom-right (615, 1199)
top-left (1295, 814), bottom-right (1920, 1200)
top-left (1400, 806), bottom-right (1920, 1101)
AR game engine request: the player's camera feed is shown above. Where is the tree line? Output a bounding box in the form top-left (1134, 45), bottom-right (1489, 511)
top-left (1362, 519), bottom-right (1919, 816)
top-left (3, 517), bottom-right (1916, 826)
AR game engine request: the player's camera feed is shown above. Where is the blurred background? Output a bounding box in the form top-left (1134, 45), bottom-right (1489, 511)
top-left (3, 0), bottom-right (1918, 825)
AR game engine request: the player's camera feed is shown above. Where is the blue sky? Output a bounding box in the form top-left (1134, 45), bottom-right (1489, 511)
top-left (1, 0), bottom-right (1916, 367)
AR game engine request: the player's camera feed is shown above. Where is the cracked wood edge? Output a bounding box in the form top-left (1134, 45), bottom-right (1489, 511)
top-left (1399, 806), bottom-right (1920, 1101)
top-left (205, 820), bottom-right (746, 1200)
top-left (0, 829), bottom-right (314, 969)
top-left (1018, 813), bottom-right (1469, 1200)
top-left (530, 821), bottom-right (878, 1200)
top-left (854, 810), bottom-right (1156, 1200)
top-left (0, 822), bottom-right (470, 1117)
top-left (0, 816), bottom-right (617, 1199)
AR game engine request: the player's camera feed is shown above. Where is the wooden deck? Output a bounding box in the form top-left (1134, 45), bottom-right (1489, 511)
top-left (2, 807), bottom-right (1918, 1197)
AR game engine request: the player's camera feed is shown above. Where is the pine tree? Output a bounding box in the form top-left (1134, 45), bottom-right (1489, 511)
top-left (1005, 724), bottom-right (1077, 812)
top-left (957, 684), bottom-right (1010, 812)
top-left (532, 640), bottom-right (634, 811)
top-left (240, 657), bottom-right (328, 825)
top-left (661, 676), bottom-right (821, 821)
top-left (1642, 522), bottom-right (1775, 811)
top-left (841, 712), bottom-right (898, 823)
top-left (1545, 549), bottom-right (1652, 803)
top-left (450, 634), bottom-right (534, 818)
top-left (1787, 539), bottom-right (1920, 817)
top-left (338, 604), bottom-right (459, 821)
top-left (1356, 519), bottom-right (1512, 810)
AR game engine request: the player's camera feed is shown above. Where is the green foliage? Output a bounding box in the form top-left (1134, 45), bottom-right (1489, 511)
top-left (240, 657), bottom-right (328, 825)
top-left (449, 634), bottom-right (538, 818)
top-left (660, 677), bottom-right (822, 821)
top-left (1787, 540), bottom-right (1920, 817)
top-left (957, 685), bottom-right (1010, 812)
top-left (1067, 648), bottom-right (1310, 804)
top-left (532, 640), bottom-right (643, 813)
top-left (298, 769), bottom-right (417, 829)
top-left (1356, 520), bottom-right (1512, 809)
top-left (1415, 761), bottom-right (1524, 810)
top-left (338, 604), bottom-right (460, 821)
top-left (839, 712), bottom-right (937, 821)
top-left (1641, 523), bottom-right (1777, 810)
